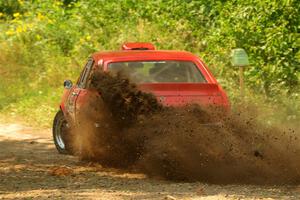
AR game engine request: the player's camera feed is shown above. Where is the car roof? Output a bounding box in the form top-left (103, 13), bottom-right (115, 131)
top-left (92, 50), bottom-right (198, 62)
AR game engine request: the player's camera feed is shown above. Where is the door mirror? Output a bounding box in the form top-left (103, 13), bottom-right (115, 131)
top-left (63, 80), bottom-right (73, 89)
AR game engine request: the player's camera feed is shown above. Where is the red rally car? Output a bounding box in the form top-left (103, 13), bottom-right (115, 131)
top-left (53, 42), bottom-right (230, 154)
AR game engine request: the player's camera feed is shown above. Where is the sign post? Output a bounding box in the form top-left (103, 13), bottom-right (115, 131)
top-left (231, 48), bottom-right (249, 97)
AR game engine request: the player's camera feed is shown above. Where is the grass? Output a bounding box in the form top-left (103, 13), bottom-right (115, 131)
top-left (0, 0), bottom-right (298, 128)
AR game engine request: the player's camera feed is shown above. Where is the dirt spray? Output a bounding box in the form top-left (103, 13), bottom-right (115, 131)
top-left (72, 71), bottom-right (300, 184)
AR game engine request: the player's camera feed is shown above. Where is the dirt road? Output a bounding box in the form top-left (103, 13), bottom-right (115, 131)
top-left (0, 122), bottom-right (299, 200)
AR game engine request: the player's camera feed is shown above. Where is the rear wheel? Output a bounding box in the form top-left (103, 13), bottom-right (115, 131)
top-left (53, 110), bottom-right (73, 154)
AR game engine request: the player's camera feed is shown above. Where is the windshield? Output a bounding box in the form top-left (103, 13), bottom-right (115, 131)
top-left (108, 61), bottom-right (206, 83)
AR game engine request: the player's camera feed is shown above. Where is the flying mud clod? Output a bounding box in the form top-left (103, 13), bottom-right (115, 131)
top-left (72, 71), bottom-right (300, 185)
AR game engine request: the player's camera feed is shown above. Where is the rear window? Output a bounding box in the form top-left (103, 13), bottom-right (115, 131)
top-left (108, 61), bottom-right (206, 83)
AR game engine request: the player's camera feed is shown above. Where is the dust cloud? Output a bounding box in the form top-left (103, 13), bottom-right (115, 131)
top-left (72, 71), bottom-right (300, 185)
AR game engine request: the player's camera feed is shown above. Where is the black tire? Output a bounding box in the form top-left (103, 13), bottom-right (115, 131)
top-left (52, 110), bottom-right (73, 154)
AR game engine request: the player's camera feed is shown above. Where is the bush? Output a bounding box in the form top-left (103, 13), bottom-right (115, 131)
top-left (0, 0), bottom-right (299, 126)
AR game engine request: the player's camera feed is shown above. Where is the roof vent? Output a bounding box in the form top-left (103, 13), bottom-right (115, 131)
top-left (121, 42), bottom-right (155, 50)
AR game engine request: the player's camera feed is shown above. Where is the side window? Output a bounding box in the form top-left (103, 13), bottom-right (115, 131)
top-left (78, 58), bottom-right (94, 88)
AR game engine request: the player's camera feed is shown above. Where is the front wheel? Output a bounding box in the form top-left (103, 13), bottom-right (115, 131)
top-left (53, 110), bottom-right (73, 154)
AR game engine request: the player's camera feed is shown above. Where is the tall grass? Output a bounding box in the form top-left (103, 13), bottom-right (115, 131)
top-left (0, 0), bottom-right (299, 127)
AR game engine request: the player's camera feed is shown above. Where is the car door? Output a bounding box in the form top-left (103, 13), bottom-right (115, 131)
top-left (66, 58), bottom-right (94, 123)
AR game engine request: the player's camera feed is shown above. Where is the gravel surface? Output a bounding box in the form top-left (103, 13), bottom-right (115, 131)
top-left (0, 123), bottom-right (299, 200)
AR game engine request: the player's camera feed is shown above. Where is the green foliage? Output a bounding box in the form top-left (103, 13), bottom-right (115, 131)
top-left (0, 0), bottom-right (299, 126)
